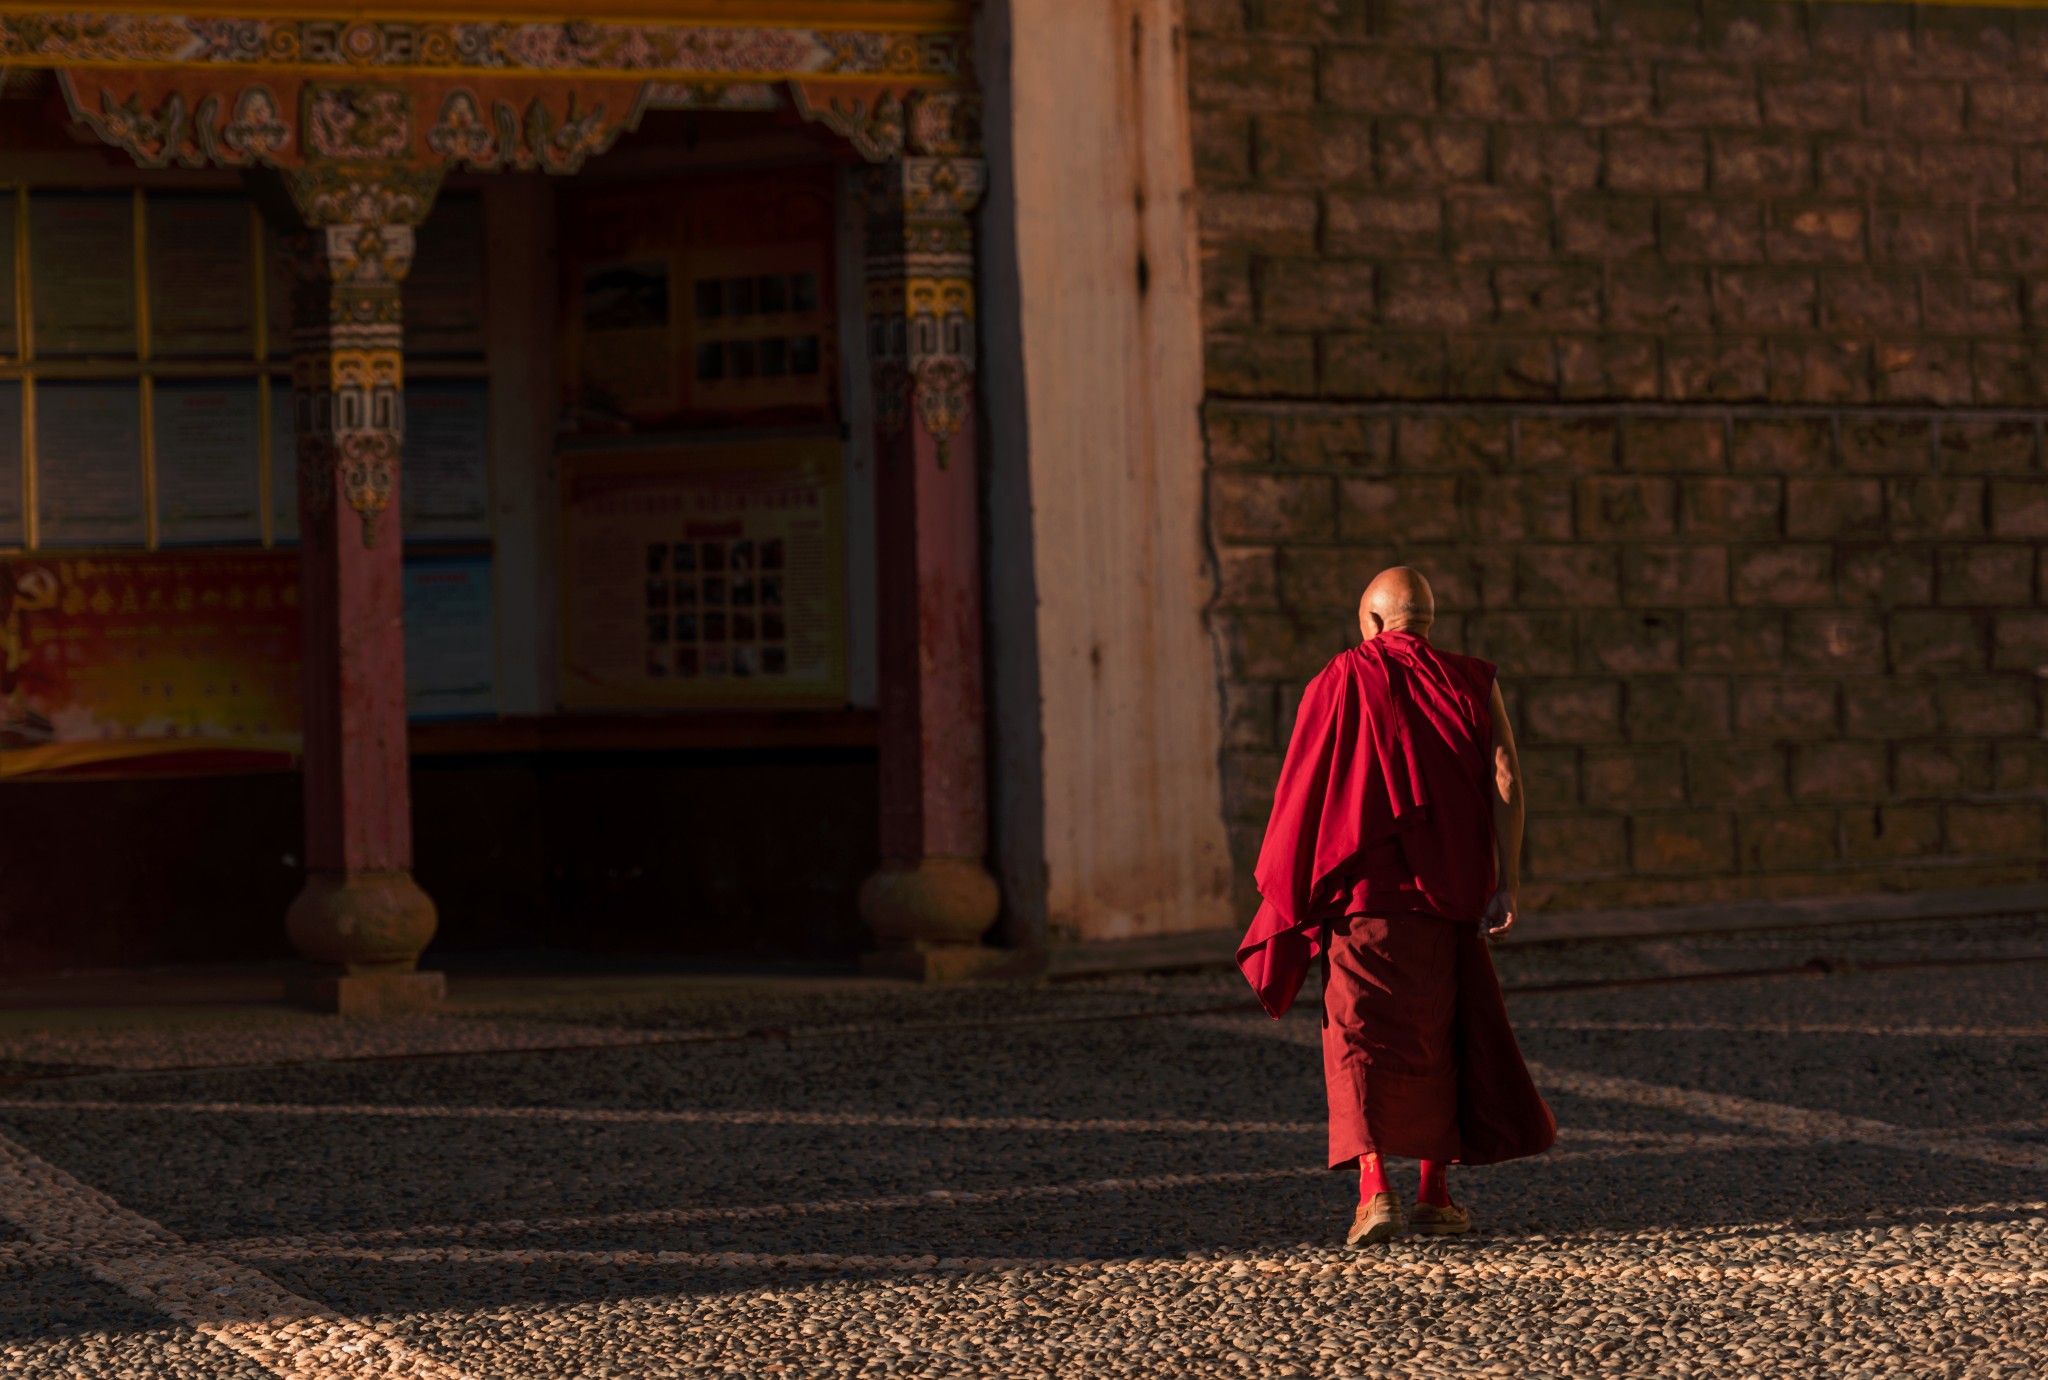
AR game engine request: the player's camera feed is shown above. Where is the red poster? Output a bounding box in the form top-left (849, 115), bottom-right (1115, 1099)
top-left (0, 553), bottom-right (301, 777)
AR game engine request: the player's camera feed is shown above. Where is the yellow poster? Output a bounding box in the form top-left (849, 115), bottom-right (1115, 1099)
top-left (559, 439), bottom-right (846, 709)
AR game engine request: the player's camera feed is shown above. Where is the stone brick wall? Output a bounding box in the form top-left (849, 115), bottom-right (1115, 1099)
top-left (1190, 0), bottom-right (2048, 915)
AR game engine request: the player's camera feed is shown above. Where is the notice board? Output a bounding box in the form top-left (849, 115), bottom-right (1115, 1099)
top-left (558, 439), bottom-right (846, 709)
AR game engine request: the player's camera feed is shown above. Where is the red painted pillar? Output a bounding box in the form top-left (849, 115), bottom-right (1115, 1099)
top-left (856, 156), bottom-right (1011, 980)
top-left (280, 198), bottom-right (442, 1014)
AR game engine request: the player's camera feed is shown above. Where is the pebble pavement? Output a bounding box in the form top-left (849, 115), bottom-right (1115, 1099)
top-left (0, 915), bottom-right (2042, 1378)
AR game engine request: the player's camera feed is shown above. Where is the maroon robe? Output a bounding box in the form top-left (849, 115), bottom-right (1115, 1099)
top-left (1237, 632), bottom-right (1555, 1168)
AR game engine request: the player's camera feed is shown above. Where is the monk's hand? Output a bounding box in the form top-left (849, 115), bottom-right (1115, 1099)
top-left (1483, 887), bottom-right (1518, 941)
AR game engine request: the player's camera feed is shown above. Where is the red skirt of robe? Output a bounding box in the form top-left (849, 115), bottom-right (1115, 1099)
top-left (1320, 912), bottom-right (1556, 1169)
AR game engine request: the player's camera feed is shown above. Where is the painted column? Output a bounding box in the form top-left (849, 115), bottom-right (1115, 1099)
top-left (856, 155), bottom-right (1014, 980)
top-left (279, 169), bottom-right (444, 1014)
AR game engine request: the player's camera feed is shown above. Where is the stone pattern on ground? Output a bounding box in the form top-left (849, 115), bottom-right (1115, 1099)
top-left (1191, 0), bottom-right (2048, 918)
top-left (0, 919), bottom-right (2044, 1376)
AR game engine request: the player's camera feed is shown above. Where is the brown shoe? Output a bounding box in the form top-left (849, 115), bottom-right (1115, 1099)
top-left (1409, 1199), bottom-right (1472, 1236)
top-left (1345, 1191), bottom-right (1406, 1246)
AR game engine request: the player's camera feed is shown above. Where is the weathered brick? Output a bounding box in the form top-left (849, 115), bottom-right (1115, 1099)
top-left (1876, 339), bottom-right (1974, 406)
top-left (1377, 119), bottom-right (1489, 189)
top-left (1321, 46), bottom-right (1436, 114)
top-left (1632, 811), bottom-right (1736, 873)
top-left (1373, 0), bottom-right (1486, 42)
top-left (1193, 112), bottom-right (1254, 182)
top-left (1895, 740), bottom-right (1992, 794)
top-left (1325, 192), bottom-right (1440, 257)
top-left (1627, 676), bottom-right (1732, 741)
top-left (1866, 79), bottom-right (1965, 138)
top-left (1222, 749), bottom-right (1282, 820)
top-left (1609, 266), bottom-right (1712, 331)
top-left (1445, 338), bottom-right (1558, 398)
top-left (1216, 546), bottom-right (1279, 607)
top-left (1661, 200), bottom-right (1764, 264)
top-left (1837, 546), bottom-right (1934, 607)
top-left (1466, 611), bottom-right (1578, 676)
top-left (1496, 126), bottom-right (1604, 191)
top-left (1993, 611), bottom-right (2048, 671)
top-left (1560, 196), bottom-right (1657, 259)
top-left (1260, 259), bottom-right (1375, 329)
top-left (1579, 475), bottom-right (1677, 537)
top-left (1702, 0), bottom-right (1810, 63)
top-left (1819, 270), bottom-right (1921, 333)
top-left (1977, 209), bottom-right (2048, 271)
top-left (1198, 190), bottom-right (1319, 253)
top-left (1517, 416), bottom-right (1618, 471)
top-left (1203, 250), bottom-right (1255, 331)
top-left (1785, 480), bottom-right (1883, 540)
top-left (1841, 804), bottom-right (1943, 861)
top-left (1207, 333), bottom-right (1316, 396)
top-left (1321, 334), bottom-right (1444, 397)
top-left (1580, 610), bottom-right (1682, 674)
top-left (1379, 263), bottom-right (1491, 328)
top-left (1740, 808), bottom-right (1838, 871)
top-left (1254, 112), bottom-right (1374, 186)
top-left (1516, 744), bottom-right (1580, 805)
top-left (1222, 681), bottom-right (1278, 749)
top-left (1807, 3), bottom-right (1915, 69)
top-left (1712, 268), bottom-right (1816, 330)
top-left (1558, 336), bottom-right (1663, 400)
top-left (1658, 62), bottom-right (1759, 125)
top-left (1204, 404), bottom-right (1275, 468)
top-left (1680, 477), bottom-right (1782, 540)
top-left (1396, 414), bottom-right (1510, 472)
top-left (1224, 610), bottom-right (1348, 679)
top-left (1873, 209), bottom-right (1969, 268)
top-left (1211, 472), bottom-right (1334, 541)
top-left (1993, 738), bottom-right (2048, 791)
top-left (1623, 417), bottom-right (1726, 472)
top-left (1687, 742), bottom-right (1788, 803)
top-left (1606, 129), bottom-right (1707, 194)
top-left (1709, 131), bottom-right (1813, 196)
top-left (1446, 192), bottom-right (1550, 261)
top-left (1841, 677), bottom-right (1939, 738)
top-left (1887, 478), bottom-right (1985, 539)
top-left (1275, 408), bottom-right (1392, 469)
top-left (1624, 545), bottom-right (1728, 607)
top-left (1766, 202), bottom-right (1866, 264)
top-left (1925, 275), bottom-right (2024, 334)
top-left (1917, 6), bottom-right (2020, 77)
top-left (1466, 476), bottom-right (1575, 541)
top-left (1518, 545), bottom-right (1622, 606)
top-left (1583, 745), bottom-right (1686, 808)
top-left (1768, 338), bottom-right (1874, 405)
top-left (1523, 678), bottom-right (1624, 741)
top-left (1663, 336), bottom-right (1769, 400)
top-left (1525, 814), bottom-right (1628, 876)
top-left (1253, 0), bottom-right (1370, 36)
top-left (1819, 142), bottom-right (2016, 202)
top-left (1732, 418), bottom-right (1833, 472)
top-left (1841, 419), bottom-right (1934, 473)
top-left (1943, 802), bottom-right (2044, 858)
top-left (1967, 343), bottom-right (2048, 409)
top-left (1786, 610), bottom-right (1887, 672)
top-left (1495, 264), bottom-right (1602, 330)
top-left (1989, 480), bottom-right (2048, 537)
top-left (1760, 70), bottom-right (1861, 131)
top-left (1684, 609), bottom-right (1786, 671)
top-left (1184, 0), bottom-right (1247, 36)
top-left (1889, 611), bottom-right (1988, 673)
top-left (1504, 0), bottom-right (1601, 49)
top-left (1794, 737), bottom-right (1884, 802)
top-left (1274, 546), bottom-right (1394, 609)
top-left (1733, 546), bottom-right (1833, 605)
top-left (1734, 678), bottom-right (1840, 738)
top-left (1189, 41), bottom-right (1316, 110)
top-left (1941, 675), bottom-right (2039, 737)
top-left (1551, 58), bottom-right (1655, 125)
top-left (1440, 53), bottom-right (1546, 119)
top-left (1338, 476), bottom-right (1458, 541)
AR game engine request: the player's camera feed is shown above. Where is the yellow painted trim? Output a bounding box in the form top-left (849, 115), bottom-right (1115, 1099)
top-left (0, 736), bottom-right (300, 778)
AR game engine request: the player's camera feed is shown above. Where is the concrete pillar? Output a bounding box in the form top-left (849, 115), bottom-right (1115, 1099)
top-left (855, 155), bottom-right (1022, 982)
top-left (276, 177), bottom-right (444, 1014)
top-left (979, 0), bottom-right (1235, 946)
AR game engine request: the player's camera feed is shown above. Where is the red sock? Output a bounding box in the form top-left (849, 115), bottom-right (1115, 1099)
top-left (1358, 1153), bottom-right (1391, 1202)
top-left (1418, 1159), bottom-right (1450, 1208)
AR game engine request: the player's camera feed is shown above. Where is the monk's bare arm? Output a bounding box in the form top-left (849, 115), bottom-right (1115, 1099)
top-left (1484, 681), bottom-right (1524, 940)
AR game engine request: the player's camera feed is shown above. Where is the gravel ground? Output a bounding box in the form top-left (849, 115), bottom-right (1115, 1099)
top-left (0, 916), bottom-right (2043, 1377)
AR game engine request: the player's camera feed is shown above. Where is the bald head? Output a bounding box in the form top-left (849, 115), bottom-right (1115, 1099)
top-left (1359, 566), bottom-right (1435, 641)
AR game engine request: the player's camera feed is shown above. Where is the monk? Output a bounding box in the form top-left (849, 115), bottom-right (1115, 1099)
top-left (1237, 567), bottom-right (1555, 1246)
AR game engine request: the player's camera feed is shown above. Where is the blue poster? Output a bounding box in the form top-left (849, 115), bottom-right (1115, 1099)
top-left (403, 553), bottom-right (496, 720)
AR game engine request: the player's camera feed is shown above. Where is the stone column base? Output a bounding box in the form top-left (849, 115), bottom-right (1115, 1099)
top-left (858, 943), bottom-right (1045, 983)
top-left (287, 969), bottom-right (447, 1016)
